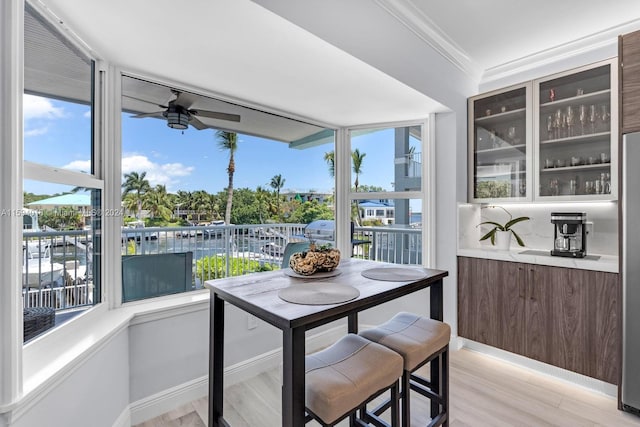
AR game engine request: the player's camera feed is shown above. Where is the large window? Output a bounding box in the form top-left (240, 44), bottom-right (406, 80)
top-left (120, 75), bottom-right (335, 300)
top-left (22, 4), bottom-right (102, 340)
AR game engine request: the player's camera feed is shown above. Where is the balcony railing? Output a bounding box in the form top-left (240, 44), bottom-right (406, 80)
top-left (22, 223), bottom-right (422, 311)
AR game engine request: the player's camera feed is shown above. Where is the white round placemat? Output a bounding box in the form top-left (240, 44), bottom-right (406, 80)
top-left (278, 282), bottom-right (359, 305)
top-left (361, 267), bottom-right (428, 282)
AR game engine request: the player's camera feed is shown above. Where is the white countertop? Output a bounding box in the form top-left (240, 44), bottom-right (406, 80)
top-left (457, 247), bottom-right (619, 273)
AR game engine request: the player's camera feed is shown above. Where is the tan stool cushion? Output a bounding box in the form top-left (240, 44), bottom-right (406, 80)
top-left (359, 312), bottom-right (451, 371)
top-left (306, 333), bottom-right (403, 424)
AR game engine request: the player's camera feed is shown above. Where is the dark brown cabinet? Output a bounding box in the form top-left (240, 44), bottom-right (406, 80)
top-left (458, 257), bottom-right (619, 384)
top-left (620, 30), bottom-right (640, 134)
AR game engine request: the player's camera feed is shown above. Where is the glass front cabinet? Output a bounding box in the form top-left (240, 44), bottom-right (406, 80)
top-left (468, 83), bottom-right (533, 202)
top-left (468, 58), bottom-right (618, 202)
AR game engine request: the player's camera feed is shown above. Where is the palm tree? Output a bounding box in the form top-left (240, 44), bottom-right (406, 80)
top-left (217, 131), bottom-right (238, 225)
top-left (143, 185), bottom-right (173, 221)
top-left (122, 171), bottom-right (151, 219)
top-left (323, 151), bottom-right (335, 177)
top-left (351, 148), bottom-right (366, 192)
top-left (175, 190), bottom-right (192, 220)
top-left (352, 149), bottom-right (366, 224)
top-left (270, 174), bottom-right (286, 218)
top-left (191, 190), bottom-right (212, 223)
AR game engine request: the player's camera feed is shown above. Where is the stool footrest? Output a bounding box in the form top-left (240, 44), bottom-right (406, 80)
top-left (410, 380), bottom-right (444, 406)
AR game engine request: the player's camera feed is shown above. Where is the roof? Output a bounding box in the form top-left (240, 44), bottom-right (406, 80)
top-left (359, 200), bottom-right (394, 208)
top-left (27, 193), bottom-right (91, 207)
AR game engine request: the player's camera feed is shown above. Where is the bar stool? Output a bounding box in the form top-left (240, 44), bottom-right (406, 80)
top-left (305, 333), bottom-right (404, 426)
top-left (359, 312), bottom-right (451, 427)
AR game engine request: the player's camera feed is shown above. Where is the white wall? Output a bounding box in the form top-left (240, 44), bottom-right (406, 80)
top-left (11, 329), bottom-right (130, 427)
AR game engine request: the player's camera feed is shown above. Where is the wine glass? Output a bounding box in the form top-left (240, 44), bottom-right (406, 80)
top-left (600, 104), bottom-right (610, 132)
top-left (507, 125), bottom-right (517, 143)
top-left (589, 104), bottom-right (597, 134)
top-left (578, 104), bottom-right (587, 135)
top-left (554, 108), bottom-right (562, 140)
top-left (566, 106), bottom-right (575, 137)
top-left (546, 115), bottom-right (554, 140)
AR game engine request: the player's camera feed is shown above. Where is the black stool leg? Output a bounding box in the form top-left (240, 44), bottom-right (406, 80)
top-left (401, 370), bottom-right (410, 427)
top-left (442, 347), bottom-right (449, 427)
top-left (390, 380), bottom-right (400, 427)
top-left (431, 355), bottom-right (440, 419)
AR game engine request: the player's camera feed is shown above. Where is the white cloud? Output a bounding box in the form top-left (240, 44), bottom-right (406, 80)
top-left (23, 94), bottom-right (65, 120)
top-left (83, 110), bottom-right (91, 118)
top-left (24, 127), bottom-right (49, 137)
top-left (122, 154), bottom-right (194, 190)
top-left (62, 160), bottom-right (92, 172)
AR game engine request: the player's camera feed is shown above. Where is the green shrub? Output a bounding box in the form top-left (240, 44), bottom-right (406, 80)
top-left (196, 255), bottom-right (273, 280)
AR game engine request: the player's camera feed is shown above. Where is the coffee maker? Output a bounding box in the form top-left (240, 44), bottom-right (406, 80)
top-left (551, 212), bottom-right (587, 258)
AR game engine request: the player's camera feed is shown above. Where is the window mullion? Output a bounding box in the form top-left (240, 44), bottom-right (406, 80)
top-left (0, 0), bottom-right (25, 407)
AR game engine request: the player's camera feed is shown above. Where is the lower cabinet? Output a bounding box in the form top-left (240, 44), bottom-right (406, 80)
top-left (458, 256), bottom-right (619, 384)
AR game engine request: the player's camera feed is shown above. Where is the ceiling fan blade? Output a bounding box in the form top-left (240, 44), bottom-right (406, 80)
top-left (131, 111), bottom-right (165, 118)
top-left (191, 110), bottom-right (241, 122)
top-left (122, 94), bottom-right (168, 109)
top-left (188, 116), bottom-right (210, 130)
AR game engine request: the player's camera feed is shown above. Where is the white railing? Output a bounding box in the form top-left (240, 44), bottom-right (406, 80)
top-left (21, 223), bottom-right (423, 310)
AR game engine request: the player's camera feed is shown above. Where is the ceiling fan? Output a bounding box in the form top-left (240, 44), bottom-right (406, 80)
top-left (127, 90), bottom-right (241, 130)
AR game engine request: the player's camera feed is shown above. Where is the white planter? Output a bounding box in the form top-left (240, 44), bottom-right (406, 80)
top-left (495, 231), bottom-right (512, 251)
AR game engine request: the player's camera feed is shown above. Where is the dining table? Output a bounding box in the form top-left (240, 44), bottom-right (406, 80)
top-left (205, 258), bottom-right (448, 427)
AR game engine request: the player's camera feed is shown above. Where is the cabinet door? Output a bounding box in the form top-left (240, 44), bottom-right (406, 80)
top-left (498, 261), bottom-right (526, 355)
top-left (546, 266), bottom-right (590, 376)
top-left (587, 271), bottom-right (619, 384)
top-left (621, 30), bottom-right (640, 134)
top-left (468, 84), bottom-right (532, 202)
top-left (457, 257), bottom-right (501, 347)
top-left (534, 59), bottom-right (618, 200)
top-left (524, 264), bottom-right (552, 364)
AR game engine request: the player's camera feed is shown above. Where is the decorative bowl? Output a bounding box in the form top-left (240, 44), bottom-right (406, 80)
top-left (289, 247), bottom-right (341, 276)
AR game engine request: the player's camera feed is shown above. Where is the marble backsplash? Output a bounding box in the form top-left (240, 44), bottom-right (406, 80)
top-left (458, 202), bottom-right (618, 256)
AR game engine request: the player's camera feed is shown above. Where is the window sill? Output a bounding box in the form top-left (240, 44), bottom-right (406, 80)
top-left (15, 290), bottom-right (210, 413)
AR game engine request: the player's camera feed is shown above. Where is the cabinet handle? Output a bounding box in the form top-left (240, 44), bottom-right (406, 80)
top-left (519, 267), bottom-right (525, 298)
top-left (529, 268), bottom-right (535, 301)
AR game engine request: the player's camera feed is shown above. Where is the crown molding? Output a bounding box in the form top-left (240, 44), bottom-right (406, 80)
top-left (481, 18), bottom-right (640, 85)
top-left (374, 0), bottom-right (481, 80)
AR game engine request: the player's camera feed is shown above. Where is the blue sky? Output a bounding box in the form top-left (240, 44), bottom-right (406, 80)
top-left (23, 94), bottom-right (411, 198)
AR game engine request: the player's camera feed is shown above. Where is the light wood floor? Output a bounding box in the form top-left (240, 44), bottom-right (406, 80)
top-left (134, 347), bottom-right (640, 427)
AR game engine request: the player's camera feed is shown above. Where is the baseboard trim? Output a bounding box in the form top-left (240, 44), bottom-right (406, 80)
top-left (128, 324), bottom-right (347, 425)
top-left (112, 406), bottom-right (131, 427)
top-left (459, 338), bottom-right (618, 397)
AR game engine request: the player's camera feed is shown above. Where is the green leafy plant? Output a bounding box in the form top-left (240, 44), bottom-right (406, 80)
top-left (477, 205), bottom-right (530, 247)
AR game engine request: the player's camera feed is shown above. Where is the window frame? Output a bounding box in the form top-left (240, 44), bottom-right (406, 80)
top-left (338, 118), bottom-right (435, 267)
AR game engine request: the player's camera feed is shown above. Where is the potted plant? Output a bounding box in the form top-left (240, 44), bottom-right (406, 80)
top-left (477, 205), bottom-right (530, 250)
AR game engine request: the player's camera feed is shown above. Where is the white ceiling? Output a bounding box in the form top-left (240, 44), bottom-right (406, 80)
top-left (35, 0), bottom-right (640, 127)
top-left (37, 0), bottom-right (446, 128)
top-left (405, 0), bottom-right (640, 73)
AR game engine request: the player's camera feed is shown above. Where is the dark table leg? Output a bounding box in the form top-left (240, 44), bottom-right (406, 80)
top-left (348, 313), bottom-right (358, 333)
top-left (282, 327), bottom-right (306, 427)
top-left (430, 279), bottom-right (444, 418)
top-left (209, 294), bottom-right (225, 427)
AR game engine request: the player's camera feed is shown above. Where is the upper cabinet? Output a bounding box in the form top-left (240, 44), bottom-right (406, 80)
top-left (468, 84), bottom-right (532, 202)
top-left (620, 30), bottom-right (640, 134)
top-left (468, 59), bottom-right (617, 203)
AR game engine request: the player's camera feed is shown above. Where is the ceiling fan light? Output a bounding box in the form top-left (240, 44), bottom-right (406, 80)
top-left (166, 111), bottom-right (189, 130)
